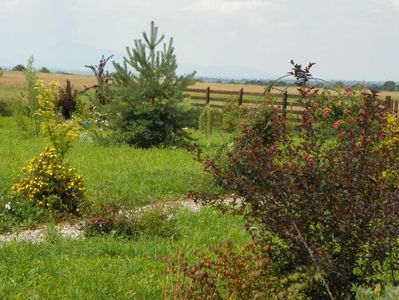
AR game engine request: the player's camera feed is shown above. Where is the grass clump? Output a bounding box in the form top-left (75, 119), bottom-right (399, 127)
top-left (85, 203), bottom-right (180, 240)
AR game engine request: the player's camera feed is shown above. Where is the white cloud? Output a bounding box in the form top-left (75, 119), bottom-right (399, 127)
top-left (181, 0), bottom-right (278, 14)
top-left (388, 0), bottom-right (399, 7)
top-left (0, 0), bottom-right (398, 80)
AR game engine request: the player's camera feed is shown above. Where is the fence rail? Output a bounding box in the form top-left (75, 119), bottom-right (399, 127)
top-left (184, 87), bottom-right (398, 123)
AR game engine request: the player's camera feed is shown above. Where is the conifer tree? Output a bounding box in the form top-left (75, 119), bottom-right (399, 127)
top-left (109, 21), bottom-right (196, 148)
top-left (112, 21), bottom-right (195, 104)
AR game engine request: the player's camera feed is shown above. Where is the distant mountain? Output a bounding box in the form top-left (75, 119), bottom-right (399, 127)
top-left (0, 41), bottom-right (124, 73)
top-left (34, 41), bottom-right (125, 73)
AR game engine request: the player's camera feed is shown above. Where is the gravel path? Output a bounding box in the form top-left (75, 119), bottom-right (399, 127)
top-left (0, 199), bottom-right (204, 245)
top-left (0, 223), bottom-right (84, 244)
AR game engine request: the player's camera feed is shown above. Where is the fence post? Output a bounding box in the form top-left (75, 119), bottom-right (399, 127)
top-left (282, 91), bottom-right (288, 120)
top-left (238, 88), bottom-right (243, 106)
top-left (385, 95), bottom-right (392, 111)
top-left (205, 87), bottom-right (210, 105)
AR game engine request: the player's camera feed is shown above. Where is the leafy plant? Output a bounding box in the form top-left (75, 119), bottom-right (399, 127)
top-left (85, 203), bottom-right (179, 239)
top-left (168, 239), bottom-right (310, 299)
top-left (23, 55), bottom-right (40, 134)
top-left (84, 55), bottom-right (114, 105)
top-left (111, 102), bottom-right (192, 148)
top-left (356, 284), bottom-right (399, 299)
top-left (221, 98), bottom-right (247, 133)
top-left (57, 79), bottom-right (78, 119)
top-left (0, 190), bottom-right (50, 233)
top-left (34, 80), bottom-right (81, 158)
top-left (0, 101), bottom-right (13, 116)
top-left (201, 62), bottom-right (399, 299)
top-left (12, 147), bottom-right (86, 214)
top-left (198, 106), bottom-right (222, 146)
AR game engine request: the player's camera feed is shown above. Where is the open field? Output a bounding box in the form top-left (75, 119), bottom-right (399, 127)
top-left (0, 71), bottom-right (96, 90)
top-left (2, 70), bottom-right (398, 100)
top-left (190, 81), bottom-right (399, 100)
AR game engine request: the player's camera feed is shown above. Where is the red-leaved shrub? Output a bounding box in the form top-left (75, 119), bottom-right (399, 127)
top-left (200, 62), bottom-right (399, 299)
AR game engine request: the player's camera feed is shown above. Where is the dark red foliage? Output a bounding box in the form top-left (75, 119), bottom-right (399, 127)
top-left (201, 62), bottom-right (399, 299)
top-left (58, 79), bottom-right (78, 119)
top-left (84, 55), bottom-right (114, 104)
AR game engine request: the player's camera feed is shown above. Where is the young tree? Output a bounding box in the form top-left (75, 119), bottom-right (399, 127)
top-left (109, 21), bottom-right (196, 148)
top-left (112, 21), bottom-right (195, 105)
top-left (24, 56), bottom-right (40, 134)
top-left (84, 55), bottom-right (114, 105)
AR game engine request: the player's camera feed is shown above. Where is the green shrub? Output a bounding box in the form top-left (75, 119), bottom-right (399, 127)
top-left (0, 101), bottom-right (13, 116)
top-left (34, 80), bottom-right (81, 158)
top-left (85, 203), bottom-right (179, 239)
top-left (12, 147), bottom-right (86, 214)
top-left (356, 284), bottom-right (399, 299)
top-left (245, 106), bottom-right (279, 146)
top-left (111, 102), bottom-right (192, 148)
top-left (0, 190), bottom-right (50, 233)
top-left (221, 99), bottom-right (247, 133)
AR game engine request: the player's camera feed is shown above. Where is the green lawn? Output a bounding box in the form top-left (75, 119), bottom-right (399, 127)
top-left (0, 113), bottom-right (248, 299)
top-left (0, 117), bottom-right (224, 208)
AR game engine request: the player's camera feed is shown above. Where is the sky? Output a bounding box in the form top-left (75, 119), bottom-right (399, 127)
top-left (0, 0), bottom-right (398, 81)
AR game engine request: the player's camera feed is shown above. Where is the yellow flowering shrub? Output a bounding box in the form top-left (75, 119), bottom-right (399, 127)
top-left (34, 80), bottom-right (81, 158)
top-left (12, 147), bottom-right (85, 214)
top-left (375, 114), bottom-right (399, 186)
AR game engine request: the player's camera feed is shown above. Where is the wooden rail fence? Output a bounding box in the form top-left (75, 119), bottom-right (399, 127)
top-left (185, 87), bottom-right (398, 123)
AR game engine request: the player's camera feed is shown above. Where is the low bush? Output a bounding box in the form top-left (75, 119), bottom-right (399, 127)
top-left (221, 98), bottom-right (248, 133)
top-left (168, 239), bottom-right (310, 299)
top-left (12, 147), bottom-right (86, 214)
top-left (0, 101), bottom-right (13, 116)
top-left (111, 102), bottom-right (192, 148)
top-left (0, 190), bottom-right (50, 233)
top-left (85, 203), bottom-right (179, 239)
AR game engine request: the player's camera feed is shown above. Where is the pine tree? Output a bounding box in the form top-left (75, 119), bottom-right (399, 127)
top-left (109, 22), bottom-right (196, 148)
top-left (112, 21), bottom-right (195, 104)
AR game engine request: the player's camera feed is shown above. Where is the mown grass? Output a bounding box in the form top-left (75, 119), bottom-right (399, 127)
top-left (0, 208), bottom-right (249, 299)
top-left (0, 116), bottom-right (224, 208)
